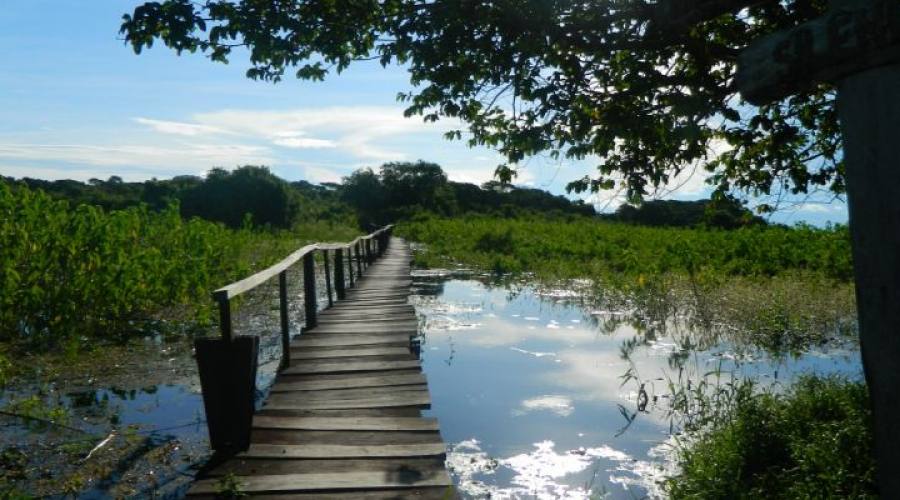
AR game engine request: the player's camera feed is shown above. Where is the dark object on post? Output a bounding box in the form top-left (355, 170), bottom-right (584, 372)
top-left (303, 252), bottom-right (317, 328)
top-left (194, 336), bottom-right (259, 453)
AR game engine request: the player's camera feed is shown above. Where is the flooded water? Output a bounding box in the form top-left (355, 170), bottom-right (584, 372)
top-left (411, 272), bottom-right (862, 499)
top-left (1, 268), bottom-right (862, 498)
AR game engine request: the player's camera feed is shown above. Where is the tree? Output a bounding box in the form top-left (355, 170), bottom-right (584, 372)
top-left (380, 161), bottom-right (456, 215)
top-left (180, 166), bottom-right (298, 228)
top-left (121, 0), bottom-right (840, 208)
top-left (340, 168), bottom-right (387, 227)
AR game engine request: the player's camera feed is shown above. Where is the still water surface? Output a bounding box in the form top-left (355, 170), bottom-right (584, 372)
top-left (2, 270), bottom-right (861, 498)
top-left (412, 272), bottom-right (862, 499)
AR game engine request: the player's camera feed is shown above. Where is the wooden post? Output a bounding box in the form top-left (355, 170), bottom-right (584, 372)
top-left (735, 1), bottom-right (900, 490)
top-left (323, 249), bottom-right (333, 307)
top-left (194, 335), bottom-right (258, 452)
top-left (355, 241), bottom-right (363, 277)
top-left (334, 248), bottom-right (346, 300)
top-left (836, 64), bottom-right (900, 493)
top-left (346, 245), bottom-right (355, 287)
top-left (278, 270), bottom-right (290, 371)
top-left (303, 252), bottom-right (317, 329)
top-left (214, 292), bottom-right (233, 342)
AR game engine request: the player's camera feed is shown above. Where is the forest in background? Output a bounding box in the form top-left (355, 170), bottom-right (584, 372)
top-left (5, 160), bottom-right (766, 232)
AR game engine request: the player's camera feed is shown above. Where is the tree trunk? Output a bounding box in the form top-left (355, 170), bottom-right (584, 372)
top-left (837, 63), bottom-right (900, 495)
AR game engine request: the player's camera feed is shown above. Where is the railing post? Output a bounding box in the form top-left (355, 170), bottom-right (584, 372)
top-left (303, 252), bottom-right (318, 329)
top-left (346, 245), bottom-right (355, 287)
top-left (278, 270), bottom-right (290, 370)
top-left (355, 241), bottom-right (363, 278)
top-left (334, 248), bottom-right (346, 300)
top-left (323, 249), bottom-right (333, 308)
top-left (215, 292), bottom-right (233, 342)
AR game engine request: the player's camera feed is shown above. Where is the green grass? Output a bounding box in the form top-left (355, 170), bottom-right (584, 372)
top-left (396, 214), bottom-right (852, 281)
top-left (0, 181), bottom-right (358, 352)
top-left (665, 376), bottom-right (876, 499)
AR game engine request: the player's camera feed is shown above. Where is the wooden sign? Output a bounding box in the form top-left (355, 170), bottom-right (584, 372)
top-left (736, 0), bottom-right (900, 105)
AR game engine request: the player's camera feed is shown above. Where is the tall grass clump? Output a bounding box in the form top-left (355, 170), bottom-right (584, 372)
top-left (0, 181), bottom-right (356, 350)
top-left (665, 376), bottom-right (876, 499)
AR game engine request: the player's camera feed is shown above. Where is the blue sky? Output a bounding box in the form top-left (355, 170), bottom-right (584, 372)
top-left (0, 1), bottom-right (847, 225)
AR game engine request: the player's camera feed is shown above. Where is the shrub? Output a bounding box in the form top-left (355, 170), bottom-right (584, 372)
top-left (665, 376), bottom-right (876, 499)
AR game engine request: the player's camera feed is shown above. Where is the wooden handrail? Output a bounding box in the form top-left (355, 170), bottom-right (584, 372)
top-left (212, 225), bottom-right (393, 342)
top-left (213, 225), bottom-right (393, 301)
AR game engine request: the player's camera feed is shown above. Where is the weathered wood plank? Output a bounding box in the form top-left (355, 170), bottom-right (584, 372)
top-left (308, 325), bottom-right (418, 335)
top-left (252, 416), bottom-right (440, 431)
top-left (267, 386), bottom-right (428, 402)
top-left (206, 457), bottom-right (446, 477)
top-left (189, 469), bottom-right (451, 495)
top-left (188, 488), bottom-right (455, 500)
top-left (289, 346), bottom-right (414, 360)
top-left (290, 334), bottom-right (411, 348)
top-left (238, 442), bottom-right (447, 459)
top-left (250, 429), bottom-right (443, 445)
top-left (263, 391), bottom-right (431, 410)
top-left (271, 373), bottom-right (426, 391)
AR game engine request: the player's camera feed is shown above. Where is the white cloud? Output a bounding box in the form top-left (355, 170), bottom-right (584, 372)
top-left (134, 117), bottom-right (228, 137)
top-left (793, 203), bottom-right (842, 214)
top-left (272, 137), bottom-right (337, 149)
top-left (515, 395), bottom-right (575, 417)
top-left (190, 106), bottom-right (451, 161)
top-left (0, 142), bottom-right (274, 171)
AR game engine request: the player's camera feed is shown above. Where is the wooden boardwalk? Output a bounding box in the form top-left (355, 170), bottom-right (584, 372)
top-left (188, 238), bottom-right (454, 498)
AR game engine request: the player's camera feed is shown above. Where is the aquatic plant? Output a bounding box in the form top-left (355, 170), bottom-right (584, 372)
top-left (397, 216), bottom-right (852, 281)
top-left (664, 376), bottom-right (876, 499)
top-left (0, 181), bottom-right (357, 351)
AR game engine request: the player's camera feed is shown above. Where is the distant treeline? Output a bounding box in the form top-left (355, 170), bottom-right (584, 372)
top-left (4, 162), bottom-right (596, 229)
top-left (5, 161), bottom-right (766, 230)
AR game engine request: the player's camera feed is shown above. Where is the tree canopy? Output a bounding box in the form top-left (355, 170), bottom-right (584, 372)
top-left (121, 0), bottom-right (842, 209)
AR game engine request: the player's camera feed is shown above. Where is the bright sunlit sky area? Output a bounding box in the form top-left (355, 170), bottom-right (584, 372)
top-left (0, 1), bottom-right (847, 225)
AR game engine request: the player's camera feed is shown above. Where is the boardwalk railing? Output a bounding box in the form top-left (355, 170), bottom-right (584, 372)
top-left (196, 225), bottom-right (394, 452)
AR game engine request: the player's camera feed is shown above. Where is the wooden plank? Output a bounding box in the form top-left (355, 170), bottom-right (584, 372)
top-left (271, 373), bottom-right (426, 391)
top-left (267, 386), bottom-right (428, 401)
top-left (258, 408), bottom-right (421, 418)
top-left (206, 457), bottom-right (446, 477)
top-left (250, 429), bottom-right (442, 445)
top-left (282, 359), bottom-right (421, 375)
top-left (189, 469), bottom-right (451, 495)
top-left (252, 416), bottom-right (439, 431)
top-left (289, 346), bottom-right (414, 360)
top-left (213, 244), bottom-right (318, 300)
top-left (262, 392), bottom-right (431, 410)
top-left (316, 315), bottom-right (417, 324)
top-left (308, 325), bottom-right (418, 335)
top-left (290, 334), bottom-right (411, 348)
top-left (238, 442), bottom-right (447, 459)
top-left (190, 488), bottom-right (454, 500)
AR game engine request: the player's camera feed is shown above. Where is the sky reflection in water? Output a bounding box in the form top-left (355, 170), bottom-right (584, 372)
top-left (412, 275), bottom-right (862, 499)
